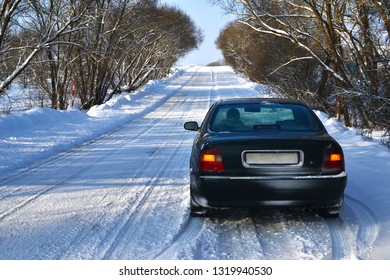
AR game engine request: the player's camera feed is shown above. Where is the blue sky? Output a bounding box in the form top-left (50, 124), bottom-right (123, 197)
top-left (161, 0), bottom-right (234, 66)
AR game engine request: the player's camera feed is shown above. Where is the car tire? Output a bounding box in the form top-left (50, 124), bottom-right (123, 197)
top-left (190, 190), bottom-right (207, 217)
top-left (320, 195), bottom-right (344, 218)
top-left (320, 210), bottom-right (340, 218)
top-left (190, 199), bottom-right (207, 217)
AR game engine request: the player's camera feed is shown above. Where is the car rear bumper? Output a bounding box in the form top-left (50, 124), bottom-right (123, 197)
top-left (191, 171), bottom-right (347, 209)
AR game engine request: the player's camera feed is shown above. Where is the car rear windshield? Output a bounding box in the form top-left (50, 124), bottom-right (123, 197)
top-left (209, 102), bottom-right (323, 132)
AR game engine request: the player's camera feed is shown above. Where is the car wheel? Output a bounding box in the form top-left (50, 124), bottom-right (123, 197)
top-left (190, 189), bottom-right (207, 217)
top-left (320, 195), bottom-right (344, 218)
top-left (190, 203), bottom-right (207, 217)
top-left (320, 210), bottom-right (340, 218)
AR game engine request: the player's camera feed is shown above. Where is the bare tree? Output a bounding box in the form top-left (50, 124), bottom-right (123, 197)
top-left (1, 0), bottom-right (202, 111)
top-left (214, 0), bottom-right (390, 143)
top-left (71, 0), bottom-right (202, 109)
top-left (0, 0), bottom-right (90, 96)
top-left (0, 0), bottom-right (25, 91)
top-left (119, 4), bottom-right (203, 92)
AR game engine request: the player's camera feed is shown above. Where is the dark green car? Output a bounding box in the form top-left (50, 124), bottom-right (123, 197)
top-left (184, 98), bottom-right (347, 218)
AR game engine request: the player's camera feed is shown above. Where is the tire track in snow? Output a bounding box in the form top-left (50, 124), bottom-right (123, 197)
top-left (199, 209), bottom-right (332, 260)
top-left (0, 67), bottom-right (202, 200)
top-left (325, 217), bottom-right (356, 259)
top-left (0, 70), bottom-right (201, 225)
top-left (56, 68), bottom-right (208, 259)
top-left (153, 216), bottom-right (204, 260)
top-left (99, 137), bottom-right (185, 259)
top-left (212, 211), bottom-right (264, 259)
top-left (149, 92), bottom-right (212, 260)
top-left (146, 73), bottom-right (217, 260)
top-left (98, 89), bottom-right (200, 259)
top-left (0, 119), bottom-right (165, 223)
top-left (326, 195), bottom-right (379, 260)
top-left (52, 90), bottom-right (197, 259)
top-left (345, 194), bottom-right (379, 257)
top-left (250, 211), bottom-right (318, 260)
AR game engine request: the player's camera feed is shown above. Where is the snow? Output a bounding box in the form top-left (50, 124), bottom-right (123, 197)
top-left (0, 68), bottom-right (184, 174)
top-left (0, 66), bottom-right (389, 260)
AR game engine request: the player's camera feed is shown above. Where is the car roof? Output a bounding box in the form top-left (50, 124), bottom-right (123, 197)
top-left (215, 98), bottom-right (309, 106)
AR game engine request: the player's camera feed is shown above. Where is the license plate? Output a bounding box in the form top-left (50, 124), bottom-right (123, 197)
top-left (244, 151), bottom-right (300, 165)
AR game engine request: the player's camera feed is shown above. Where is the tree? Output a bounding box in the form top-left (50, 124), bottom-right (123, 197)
top-left (0, 0), bottom-right (90, 97)
top-left (1, 0), bottom-right (202, 110)
top-left (217, 21), bottom-right (320, 105)
top-left (214, 0), bottom-right (389, 142)
top-left (71, 1), bottom-right (202, 109)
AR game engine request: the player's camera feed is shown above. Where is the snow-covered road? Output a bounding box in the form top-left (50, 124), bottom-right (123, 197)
top-left (0, 67), bottom-right (389, 260)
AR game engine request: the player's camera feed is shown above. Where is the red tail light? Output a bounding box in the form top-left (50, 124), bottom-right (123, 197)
top-left (321, 146), bottom-right (345, 173)
top-left (200, 148), bottom-right (224, 172)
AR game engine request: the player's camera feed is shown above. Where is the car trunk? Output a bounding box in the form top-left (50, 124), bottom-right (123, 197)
top-left (208, 132), bottom-right (332, 177)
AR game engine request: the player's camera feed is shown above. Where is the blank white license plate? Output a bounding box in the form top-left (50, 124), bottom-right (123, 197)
top-left (245, 152), bottom-right (299, 165)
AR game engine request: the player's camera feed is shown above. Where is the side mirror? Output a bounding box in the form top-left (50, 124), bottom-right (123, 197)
top-left (184, 121), bottom-right (199, 131)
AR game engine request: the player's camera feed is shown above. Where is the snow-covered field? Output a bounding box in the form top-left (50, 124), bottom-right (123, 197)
top-left (0, 66), bottom-right (389, 260)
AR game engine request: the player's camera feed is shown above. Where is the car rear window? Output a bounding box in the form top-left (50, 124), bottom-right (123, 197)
top-left (209, 103), bottom-right (323, 132)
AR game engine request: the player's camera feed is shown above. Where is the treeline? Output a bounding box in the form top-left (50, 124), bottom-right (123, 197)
top-left (0, 0), bottom-right (203, 109)
top-left (215, 0), bottom-right (390, 145)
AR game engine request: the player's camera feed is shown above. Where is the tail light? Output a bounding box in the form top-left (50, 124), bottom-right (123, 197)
top-left (321, 146), bottom-right (345, 174)
top-left (200, 148), bottom-right (224, 172)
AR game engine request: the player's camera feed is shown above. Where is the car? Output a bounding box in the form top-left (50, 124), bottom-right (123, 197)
top-left (184, 98), bottom-right (347, 218)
